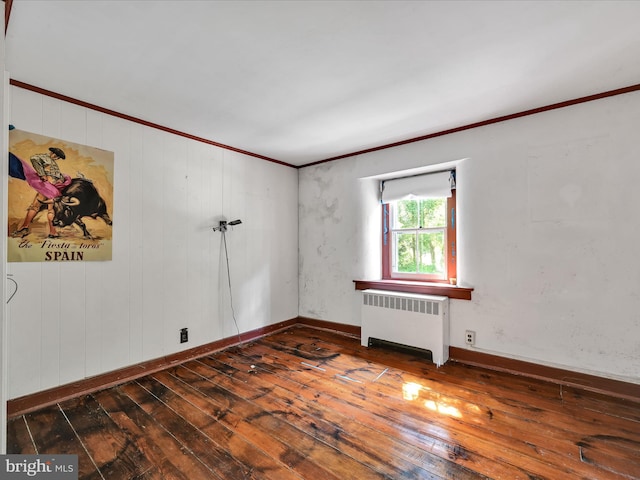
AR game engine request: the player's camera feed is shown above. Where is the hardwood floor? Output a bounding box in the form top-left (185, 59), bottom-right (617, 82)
top-left (7, 326), bottom-right (640, 479)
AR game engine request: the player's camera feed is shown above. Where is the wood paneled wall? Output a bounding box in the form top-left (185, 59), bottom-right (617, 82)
top-left (6, 86), bottom-right (299, 400)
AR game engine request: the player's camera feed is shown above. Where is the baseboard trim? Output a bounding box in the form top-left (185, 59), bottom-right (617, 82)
top-left (296, 316), bottom-right (362, 336)
top-left (7, 318), bottom-right (298, 418)
top-left (449, 346), bottom-right (640, 403)
top-left (9, 318), bottom-right (638, 417)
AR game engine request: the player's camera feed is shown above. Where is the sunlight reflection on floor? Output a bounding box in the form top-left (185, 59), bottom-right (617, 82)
top-left (403, 382), bottom-right (463, 418)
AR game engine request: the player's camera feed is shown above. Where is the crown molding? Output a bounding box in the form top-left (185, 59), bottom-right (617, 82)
top-left (300, 82), bottom-right (640, 168)
top-left (9, 79), bottom-right (296, 169)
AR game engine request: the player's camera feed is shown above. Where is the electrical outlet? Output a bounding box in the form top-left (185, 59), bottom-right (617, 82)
top-left (180, 328), bottom-right (188, 344)
top-left (465, 330), bottom-right (475, 346)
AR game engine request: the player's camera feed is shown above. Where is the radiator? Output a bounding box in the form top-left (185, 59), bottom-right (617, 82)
top-left (360, 289), bottom-right (450, 366)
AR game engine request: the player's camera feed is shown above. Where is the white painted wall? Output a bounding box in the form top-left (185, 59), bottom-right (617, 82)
top-left (299, 90), bottom-right (640, 383)
top-left (0, 1), bottom-right (7, 452)
top-left (6, 87), bottom-right (299, 399)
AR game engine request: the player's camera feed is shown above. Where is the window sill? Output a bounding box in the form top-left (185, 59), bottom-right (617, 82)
top-left (353, 279), bottom-right (473, 300)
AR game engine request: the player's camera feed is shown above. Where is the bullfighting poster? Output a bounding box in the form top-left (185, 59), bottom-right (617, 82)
top-left (7, 129), bottom-right (114, 262)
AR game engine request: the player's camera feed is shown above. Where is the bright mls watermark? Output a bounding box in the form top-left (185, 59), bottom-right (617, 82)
top-left (0, 455), bottom-right (77, 479)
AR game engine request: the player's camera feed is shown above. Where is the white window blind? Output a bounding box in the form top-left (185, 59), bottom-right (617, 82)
top-left (381, 171), bottom-right (452, 203)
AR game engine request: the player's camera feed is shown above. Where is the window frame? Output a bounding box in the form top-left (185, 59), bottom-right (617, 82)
top-left (382, 188), bottom-right (457, 284)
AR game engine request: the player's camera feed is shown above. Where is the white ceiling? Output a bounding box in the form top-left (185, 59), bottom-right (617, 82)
top-left (6, 1), bottom-right (640, 167)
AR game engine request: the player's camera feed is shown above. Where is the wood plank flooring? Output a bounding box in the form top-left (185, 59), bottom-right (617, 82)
top-left (7, 325), bottom-right (640, 479)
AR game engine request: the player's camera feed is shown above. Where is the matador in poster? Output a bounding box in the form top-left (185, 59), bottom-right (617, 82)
top-left (7, 128), bottom-right (114, 262)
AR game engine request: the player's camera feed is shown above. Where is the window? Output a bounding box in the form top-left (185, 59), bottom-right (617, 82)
top-left (381, 171), bottom-right (456, 283)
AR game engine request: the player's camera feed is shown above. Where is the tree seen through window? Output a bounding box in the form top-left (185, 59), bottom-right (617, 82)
top-left (392, 198), bottom-right (446, 277)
